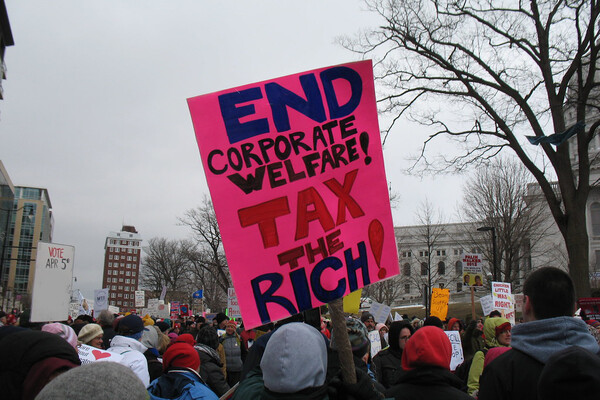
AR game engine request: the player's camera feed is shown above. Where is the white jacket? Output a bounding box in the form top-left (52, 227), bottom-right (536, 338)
top-left (108, 335), bottom-right (150, 386)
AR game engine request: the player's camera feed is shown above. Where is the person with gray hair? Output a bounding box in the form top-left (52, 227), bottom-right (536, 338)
top-left (97, 310), bottom-right (116, 349)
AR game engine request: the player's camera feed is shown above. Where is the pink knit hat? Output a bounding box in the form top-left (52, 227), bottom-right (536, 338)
top-left (42, 322), bottom-right (78, 349)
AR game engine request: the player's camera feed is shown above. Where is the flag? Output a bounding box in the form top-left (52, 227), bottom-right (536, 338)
top-left (192, 289), bottom-right (203, 299)
top-left (526, 121), bottom-right (585, 147)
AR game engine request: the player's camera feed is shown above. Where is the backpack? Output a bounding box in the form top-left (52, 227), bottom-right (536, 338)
top-left (454, 348), bottom-right (487, 386)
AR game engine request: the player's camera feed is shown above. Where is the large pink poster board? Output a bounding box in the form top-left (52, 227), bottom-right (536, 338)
top-left (188, 60), bottom-right (399, 328)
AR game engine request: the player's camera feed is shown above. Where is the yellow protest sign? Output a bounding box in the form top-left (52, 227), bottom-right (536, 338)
top-left (430, 288), bottom-right (450, 320)
top-left (343, 289), bottom-right (362, 314)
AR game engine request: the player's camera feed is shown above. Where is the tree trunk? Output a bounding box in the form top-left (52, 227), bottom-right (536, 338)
top-left (565, 205), bottom-right (591, 298)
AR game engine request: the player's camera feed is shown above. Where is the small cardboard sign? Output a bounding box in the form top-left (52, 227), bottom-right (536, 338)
top-left (78, 344), bottom-right (124, 365)
top-left (368, 330), bottom-right (382, 358)
top-left (444, 331), bottom-right (464, 371)
top-left (430, 288), bottom-right (450, 321)
top-left (491, 282), bottom-right (515, 324)
top-left (461, 253), bottom-right (484, 287)
top-left (480, 294), bottom-right (494, 317)
top-left (369, 301), bottom-right (392, 324)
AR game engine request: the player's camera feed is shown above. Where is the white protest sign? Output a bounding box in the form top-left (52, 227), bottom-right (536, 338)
top-left (135, 290), bottom-right (145, 308)
top-left (30, 242), bottom-right (75, 322)
top-left (108, 305), bottom-right (120, 314)
top-left (94, 289), bottom-right (109, 313)
top-left (78, 344), bottom-right (124, 365)
top-left (160, 285), bottom-right (167, 301)
top-left (68, 302), bottom-right (80, 320)
top-left (480, 294), bottom-right (494, 317)
top-left (368, 330), bottom-right (382, 358)
top-left (492, 281), bottom-right (515, 324)
top-left (444, 331), bottom-right (464, 371)
top-left (369, 301), bottom-right (392, 324)
top-left (394, 312), bottom-right (403, 321)
top-left (461, 253), bottom-right (484, 287)
top-left (227, 288), bottom-right (242, 319)
top-left (514, 293), bottom-right (524, 313)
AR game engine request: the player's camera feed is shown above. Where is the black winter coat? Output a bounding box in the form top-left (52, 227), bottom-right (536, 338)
top-left (372, 347), bottom-right (404, 389)
top-left (478, 348), bottom-right (544, 400)
top-left (196, 343), bottom-right (230, 396)
top-left (385, 367), bottom-right (471, 400)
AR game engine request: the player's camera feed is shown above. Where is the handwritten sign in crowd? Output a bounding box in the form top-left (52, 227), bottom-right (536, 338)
top-left (30, 242), bottom-right (75, 322)
top-left (430, 288), bottom-right (450, 321)
top-left (188, 61), bottom-right (398, 328)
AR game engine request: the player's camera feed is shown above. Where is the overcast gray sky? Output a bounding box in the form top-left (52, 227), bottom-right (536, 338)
top-left (1, 0), bottom-right (466, 298)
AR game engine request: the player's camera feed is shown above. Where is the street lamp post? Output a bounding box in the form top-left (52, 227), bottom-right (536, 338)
top-left (477, 226), bottom-right (498, 282)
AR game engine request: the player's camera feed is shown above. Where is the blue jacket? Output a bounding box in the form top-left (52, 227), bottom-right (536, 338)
top-left (148, 369), bottom-right (219, 400)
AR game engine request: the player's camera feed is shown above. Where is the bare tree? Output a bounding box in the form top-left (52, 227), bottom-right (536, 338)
top-left (362, 275), bottom-right (404, 307)
top-left (140, 237), bottom-right (195, 303)
top-left (346, 0), bottom-right (600, 296)
top-left (397, 200), bottom-right (448, 316)
top-left (179, 196), bottom-right (230, 308)
top-left (460, 158), bottom-right (561, 291)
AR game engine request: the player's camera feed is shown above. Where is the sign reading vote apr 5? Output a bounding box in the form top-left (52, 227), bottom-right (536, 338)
top-left (188, 61), bottom-right (399, 329)
top-left (30, 242), bottom-right (75, 322)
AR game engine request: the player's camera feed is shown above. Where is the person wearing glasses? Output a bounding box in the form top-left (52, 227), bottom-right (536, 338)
top-left (372, 321), bottom-right (414, 389)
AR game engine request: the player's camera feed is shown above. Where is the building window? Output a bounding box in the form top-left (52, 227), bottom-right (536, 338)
top-left (421, 262), bottom-right (428, 275)
top-left (126, 271), bottom-right (131, 276)
top-left (109, 255), bottom-right (113, 260)
top-left (437, 250), bottom-right (446, 256)
top-left (455, 261), bottom-right (463, 274)
top-left (402, 251), bottom-right (412, 258)
top-left (127, 256), bottom-right (132, 261)
top-left (124, 294), bottom-right (129, 299)
top-left (119, 278), bottom-right (123, 283)
top-left (118, 286), bottom-right (123, 290)
top-left (403, 263), bottom-right (411, 276)
top-left (112, 285), bottom-right (117, 290)
top-left (404, 283), bottom-right (410, 292)
top-left (126, 279), bottom-right (130, 284)
top-left (438, 261), bottom-right (446, 275)
top-left (132, 272), bottom-right (136, 277)
top-left (592, 203), bottom-right (600, 236)
top-left (419, 251), bottom-right (429, 257)
top-left (133, 256), bottom-right (137, 261)
top-left (131, 279), bottom-right (136, 284)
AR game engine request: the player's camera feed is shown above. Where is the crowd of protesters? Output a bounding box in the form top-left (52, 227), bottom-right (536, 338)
top-left (0, 266), bottom-right (599, 399)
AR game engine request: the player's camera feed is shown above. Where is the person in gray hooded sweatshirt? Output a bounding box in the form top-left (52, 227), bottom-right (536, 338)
top-left (478, 267), bottom-right (600, 400)
top-left (232, 322), bottom-right (328, 399)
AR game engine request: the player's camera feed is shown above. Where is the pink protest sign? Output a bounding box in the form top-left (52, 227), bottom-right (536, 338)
top-left (187, 60), bottom-right (399, 329)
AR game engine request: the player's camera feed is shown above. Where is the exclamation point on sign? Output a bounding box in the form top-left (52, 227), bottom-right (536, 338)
top-left (360, 131), bottom-right (372, 165)
top-left (368, 219), bottom-right (387, 279)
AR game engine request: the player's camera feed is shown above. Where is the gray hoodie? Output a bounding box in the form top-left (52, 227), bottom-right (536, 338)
top-left (260, 322), bottom-right (327, 393)
top-left (511, 316), bottom-right (599, 363)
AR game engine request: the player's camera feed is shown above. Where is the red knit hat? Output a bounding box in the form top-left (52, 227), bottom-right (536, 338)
top-left (495, 322), bottom-right (512, 337)
top-left (162, 342), bottom-right (200, 372)
top-left (401, 326), bottom-right (452, 370)
top-left (175, 333), bottom-right (196, 346)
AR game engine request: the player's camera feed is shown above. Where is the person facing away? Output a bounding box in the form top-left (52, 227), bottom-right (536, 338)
top-left (372, 320), bottom-right (414, 389)
top-left (107, 314), bottom-right (151, 387)
top-left (384, 326), bottom-right (471, 400)
top-left (478, 266), bottom-right (600, 400)
top-left (147, 341), bottom-right (219, 400)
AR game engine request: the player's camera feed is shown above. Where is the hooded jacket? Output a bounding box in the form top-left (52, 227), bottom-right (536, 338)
top-left (479, 316), bottom-right (600, 400)
top-left (148, 368), bottom-right (219, 400)
top-left (467, 317), bottom-right (510, 395)
top-left (108, 334), bottom-right (151, 387)
top-left (372, 321), bottom-right (412, 388)
top-left (233, 323), bottom-right (329, 399)
top-left (385, 326), bottom-right (471, 400)
top-left (0, 330), bottom-right (81, 400)
top-left (195, 343), bottom-right (230, 396)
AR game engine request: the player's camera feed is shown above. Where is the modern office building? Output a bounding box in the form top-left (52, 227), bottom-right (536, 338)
top-left (102, 225), bottom-right (142, 309)
top-left (0, 186), bottom-right (53, 306)
top-left (0, 0), bottom-right (14, 100)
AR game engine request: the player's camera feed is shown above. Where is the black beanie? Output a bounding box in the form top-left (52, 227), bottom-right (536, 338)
top-left (196, 325), bottom-right (219, 350)
top-left (215, 313), bottom-right (228, 325)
